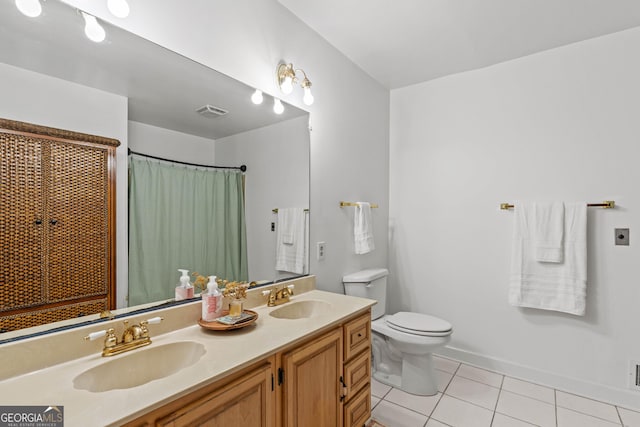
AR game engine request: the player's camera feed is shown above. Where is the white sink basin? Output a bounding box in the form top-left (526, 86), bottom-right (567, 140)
top-left (269, 300), bottom-right (331, 319)
top-left (73, 341), bottom-right (206, 392)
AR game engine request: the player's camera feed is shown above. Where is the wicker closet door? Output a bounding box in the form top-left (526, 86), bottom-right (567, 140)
top-left (47, 141), bottom-right (109, 302)
top-left (0, 134), bottom-right (46, 311)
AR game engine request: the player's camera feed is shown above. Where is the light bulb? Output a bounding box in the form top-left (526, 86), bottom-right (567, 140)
top-left (15, 0), bottom-right (42, 17)
top-left (303, 87), bottom-right (314, 106)
top-left (280, 76), bottom-right (293, 94)
top-left (82, 12), bottom-right (106, 43)
top-left (251, 89), bottom-right (263, 105)
top-left (273, 99), bottom-right (284, 115)
top-left (107, 0), bottom-right (130, 18)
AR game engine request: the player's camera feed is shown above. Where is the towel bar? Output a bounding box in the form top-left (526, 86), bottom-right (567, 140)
top-left (272, 208), bottom-right (309, 213)
top-left (500, 201), bottom-right (615, 210)
top-left (340, 201), bottom-right (379, 208)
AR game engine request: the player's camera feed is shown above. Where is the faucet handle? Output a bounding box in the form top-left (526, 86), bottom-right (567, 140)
top-left (84, 330), bottom-right (107, 341)
top-left (144, 316), bottom-right (163, 325)
top-left (286, 284), bottom-right (295, 294)
top-left (262, 290), bottom-right (272, 297)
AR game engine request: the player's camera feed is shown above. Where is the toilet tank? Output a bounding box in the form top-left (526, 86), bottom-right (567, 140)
top-left (342, 268), bottom-right (388, 320)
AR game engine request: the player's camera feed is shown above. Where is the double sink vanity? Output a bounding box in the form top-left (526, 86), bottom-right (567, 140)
top-left (0, 276), bottom-right (375, 426)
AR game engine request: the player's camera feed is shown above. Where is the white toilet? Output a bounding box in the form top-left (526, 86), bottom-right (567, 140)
top-left (342, 268), bottom-right (452, 396)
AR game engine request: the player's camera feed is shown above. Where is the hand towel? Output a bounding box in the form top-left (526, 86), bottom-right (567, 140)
top-left (533, 201), bottom-right (564, 263)
top-left (354, 202), bottom-right (375, 254)
top-left (275, 208), bottom-right (307, 274)
top-left (508, 201), bottom-right (587, 315)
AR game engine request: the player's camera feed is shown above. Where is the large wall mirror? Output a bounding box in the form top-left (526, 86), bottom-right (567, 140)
top-left (0, 0), bottom-right (310, 340)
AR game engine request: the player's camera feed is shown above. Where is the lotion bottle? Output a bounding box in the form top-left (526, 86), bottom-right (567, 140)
top-left (202, 275), bottom-right (223, 321)
top-left (175, 269), bottom-right (194, 301)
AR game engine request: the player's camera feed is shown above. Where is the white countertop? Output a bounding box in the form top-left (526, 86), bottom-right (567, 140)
top-left (0, 290), bottom-right (374, 426)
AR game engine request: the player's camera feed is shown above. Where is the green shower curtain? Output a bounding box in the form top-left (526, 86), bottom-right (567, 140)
top-left (128, 155), bottom-right (248, 306)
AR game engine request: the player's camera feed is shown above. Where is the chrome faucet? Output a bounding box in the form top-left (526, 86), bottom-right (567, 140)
top-left (84, 316), bottom-right (163, 357)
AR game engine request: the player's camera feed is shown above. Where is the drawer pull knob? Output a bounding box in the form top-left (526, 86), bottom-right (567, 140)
top-left (357, 333), bottom-right (362, 337)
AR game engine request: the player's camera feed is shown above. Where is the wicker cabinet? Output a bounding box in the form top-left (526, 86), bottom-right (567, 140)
top-left (0, 119), bottom-right (119, 332)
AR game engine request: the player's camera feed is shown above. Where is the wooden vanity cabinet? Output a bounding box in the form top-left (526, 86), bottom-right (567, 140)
top-left (122, 309), bottom-right (372, 427)
top-left (122, 358), bottom-right (276, 427)
top-left (0, 119), bottom-right (119, 332)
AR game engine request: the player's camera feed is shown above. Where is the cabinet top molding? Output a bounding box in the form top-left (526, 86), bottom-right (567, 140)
top-left (0, 118), bottom-right (121, 148)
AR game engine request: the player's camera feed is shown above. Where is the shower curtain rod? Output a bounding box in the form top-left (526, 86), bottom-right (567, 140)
top-left (128, 148), bottom-right (247, 172)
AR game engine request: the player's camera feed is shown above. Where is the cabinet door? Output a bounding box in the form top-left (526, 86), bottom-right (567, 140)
top-left (47, 140), bottom-right (110, 303)
top-left (0, 133), bottom-right (46, 311)
top-left (281, 328), bottom-right (343, 427)
top-left (156, 362), bottom-right (274, 427)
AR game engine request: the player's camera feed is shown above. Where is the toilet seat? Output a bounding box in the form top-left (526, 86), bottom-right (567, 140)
top-left (386, 312), bottom-right (452, 337)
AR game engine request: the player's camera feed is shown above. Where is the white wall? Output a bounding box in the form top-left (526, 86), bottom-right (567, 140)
top-left (62, 0), bottom-right (390, 294)
top-left (0, 62), bottom-right (129, 308)
top-left (128, 121), bottom-right (216, 164)
top-left (390, 27), bottom-right (640, 407)
top-left (216, 116), bottom-right (310, 281)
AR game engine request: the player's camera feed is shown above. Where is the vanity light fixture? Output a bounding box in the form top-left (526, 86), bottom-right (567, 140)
top-left (82, 11), bottom-right (106, 43)
top-left (107, 0), bottom-right (130, 18)
top-left (277, 62), bottom-right (314, 106)
top-left (15, 0), bottom-right (42, 17)
top-left (273, 98), bottom-right (284, 115)
top-left (251, 89), bottom-right (264, 105)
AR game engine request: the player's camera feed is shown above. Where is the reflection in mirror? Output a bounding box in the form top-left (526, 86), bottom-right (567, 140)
top-left (0, 0), bottom-right (310, 339)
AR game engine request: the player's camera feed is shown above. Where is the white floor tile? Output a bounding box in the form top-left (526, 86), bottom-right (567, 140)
top-left (372, 396), bottom-right (381, 409)
top-left (371, 400), bottom-right (429, 427)
top-left (426, 419), bottom-right (450, 426)
top-left (372, 377), bottom-right (393, 398)
top-left (502, 376), bottom-right (555, 404)
top-left (433, 355), bottom-right (460, 374)
top-left (456, 364), bottom-right (504, 388)
top-left (384, 388), bottom-right (442, 416)
top-left (556, 390), bottom-right (620, 423)
top-left (437, 369), bottom-right (454, 392)
top-left (618, 407), bottom-right (640, 426)
top-left (491, 413), bottom-right (537, 426)
top-left (557, 407), bottom-right (622, 427)
top-left (446, 375), bottom-right (500, 410)
top-left (496, 390), bottom-right (556, 427)
top-left (431, 395), bottom-right (494, 427)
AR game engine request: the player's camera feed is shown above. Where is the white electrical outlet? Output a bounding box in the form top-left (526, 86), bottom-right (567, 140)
top-left (317, 241), bottom-right (326, 260)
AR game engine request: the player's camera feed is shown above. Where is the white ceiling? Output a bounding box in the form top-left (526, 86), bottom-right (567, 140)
top-left (279, 0), bottom-right (640, 89)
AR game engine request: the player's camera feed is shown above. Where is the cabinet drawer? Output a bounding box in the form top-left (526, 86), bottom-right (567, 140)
top-left (344, 348), bottom-right (371, 400)
top-left (344, 311), bottom-right (371, 361)
top-left (343, 385), bottom-right (371, 427)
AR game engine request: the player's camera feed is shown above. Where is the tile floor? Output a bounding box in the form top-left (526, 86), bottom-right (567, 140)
top-left (370, 355), bottom-right (640, 427)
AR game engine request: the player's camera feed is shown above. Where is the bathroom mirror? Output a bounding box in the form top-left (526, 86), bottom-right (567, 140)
top-left (0, 0), bottom-right (310, 339)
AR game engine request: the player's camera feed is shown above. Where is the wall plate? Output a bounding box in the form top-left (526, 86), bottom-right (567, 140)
top-left (615, 228), bottom-right (630, 246)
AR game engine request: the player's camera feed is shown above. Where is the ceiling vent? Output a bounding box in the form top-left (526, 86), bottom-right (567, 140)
top-left (196, 104), bottom-right (228, 118)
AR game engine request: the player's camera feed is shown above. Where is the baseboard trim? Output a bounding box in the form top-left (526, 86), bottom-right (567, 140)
top-left (437, 346), bottom-right (640, 411)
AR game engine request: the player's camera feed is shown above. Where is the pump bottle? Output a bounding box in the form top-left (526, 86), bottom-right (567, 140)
top-left (175, 269), bottom-right (194, 301)
top-left (202, 276), bottom-right (223, 321)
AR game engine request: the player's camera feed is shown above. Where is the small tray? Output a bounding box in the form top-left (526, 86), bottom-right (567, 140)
top-left (198, 309), bottom-right (258, 331)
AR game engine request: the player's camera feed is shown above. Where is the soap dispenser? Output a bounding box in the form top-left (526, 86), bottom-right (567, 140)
top-left (175, 269), bottom-right (194, 301)
top-left (201, 275), bottom-right (223, 322)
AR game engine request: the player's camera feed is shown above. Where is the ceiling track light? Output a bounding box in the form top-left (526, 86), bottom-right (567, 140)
top-left (15, 0), bottom-right (43, 17)
top-left (251, 89), bottom-right (264, 105)
top-left (273, 98), bottom-right (284, 115)
top-left (277, 62), bottom-right (314, 106)
top-left (81, 11), bottom-right (106, 43)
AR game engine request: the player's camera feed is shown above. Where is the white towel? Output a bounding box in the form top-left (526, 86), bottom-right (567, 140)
top-left (533, 201), bottom-right (564, 263)
top-left (509, 201), bottom-right (587, 316)
top-left (354, 202), bottom-right (375, 254)
top-left (275, 208), bottom-right (307, 274)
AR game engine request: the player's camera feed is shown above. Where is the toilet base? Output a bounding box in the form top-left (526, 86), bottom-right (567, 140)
top-left (372, 347), bottom-right (439, 396)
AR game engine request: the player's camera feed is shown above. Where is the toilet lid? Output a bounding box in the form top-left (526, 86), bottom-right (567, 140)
top-left (386, 312), bottom-right (452, 337)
